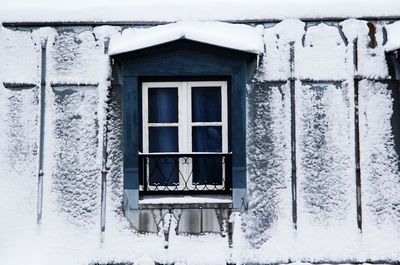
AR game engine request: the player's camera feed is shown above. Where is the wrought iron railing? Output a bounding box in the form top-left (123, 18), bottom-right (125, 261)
top-left (139, 153), bottom-right (232, 194)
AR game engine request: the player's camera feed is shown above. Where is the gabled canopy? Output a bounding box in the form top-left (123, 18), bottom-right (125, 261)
top-left (108, 21), bottom-right (264, 56)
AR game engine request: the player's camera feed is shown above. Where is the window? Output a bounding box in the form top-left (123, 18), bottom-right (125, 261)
top-left (140, 81), bottom-right (230, 193)
top-left (112, 38), bottom-right (256, 209)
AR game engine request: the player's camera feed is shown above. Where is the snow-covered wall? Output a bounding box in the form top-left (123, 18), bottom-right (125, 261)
top-left (239, 19), bottom-right (399, 263)
top-left (0, 19), bottom-right (400, 265)
top-left (245, 81), bottom-right (292, 248)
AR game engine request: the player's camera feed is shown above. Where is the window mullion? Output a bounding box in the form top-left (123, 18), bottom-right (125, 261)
top-left (187, 82), bottom-right (193, 153)
top-left (186, 82), bottom-right (194, 189)
top-left (178, 82), bottom-right (188, 189)
top-left (143, 84), bottom-right (149, 153)
top-left (148, 123), bottom-right (179, 127)
top-left (191, 122), bottom-right (223, 126)
top-left (178, 82), bottom-right (188, 153)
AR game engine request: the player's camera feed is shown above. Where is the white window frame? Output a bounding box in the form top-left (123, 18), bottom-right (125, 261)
top-left (142, 81), bottom-right (228, 190)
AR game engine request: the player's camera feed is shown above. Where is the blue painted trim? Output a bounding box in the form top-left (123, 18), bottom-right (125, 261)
top-left (123, 76), bottom-right (139, 189)
top-left (232, 167), bottom-right (246, 189)
top-left (232, 188), bottom-right (246, 209)
top-left (114, 39), bottom-right (257, 205)
top-left (124, 189), bottom-right (139, 210)
top-left (230, 71), bottom-right (247, 170)
top-left (124, 168), bottom-right (139, 188)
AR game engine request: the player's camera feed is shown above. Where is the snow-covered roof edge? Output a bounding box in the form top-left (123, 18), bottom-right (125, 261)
top-left (108, 22), bottom-right (264, 55)
top-left (2, 0), bottom-right (400, 24)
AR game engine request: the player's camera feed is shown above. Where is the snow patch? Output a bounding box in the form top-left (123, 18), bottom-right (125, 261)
top-left (0, 26), bottom-right (40, 83)
top-left (48, 28), bottom-right (109, 84)
top-left (31, 26), bottom-right (58, 47)
top-left (296, 82), bottom-right (358, 259)
top-left (359, 80), bottom-right (400, 232)
top-left (0, 84), bottom-right (40, 264)
top-left (385, 21), bottom-right (400, 52)
top-left (341, 19), bottom-right (388, 78)
top-left (93, 25), bottom-right (121, 42)
top-left (262, 19), bottom-right (305, 80)
top-left (244, 81), bottom-right (292, 248)
top-left (45, 85), bottom-right (100, 227)
top-left (359, 80), bottom-right (400, 260)
top-left (340, 19), bottom-right (369, 42)
top-left (296, 23), bottom-right (349, 80)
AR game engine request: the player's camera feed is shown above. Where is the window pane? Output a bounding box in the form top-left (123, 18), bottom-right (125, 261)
top-left (149, 127), bottom-right (178, 152)
top-left (149, 156), bottom-right (179, 187)
top-left (148, 87), bottom-right (178, 123)
top-left (192, 126), bottom-right (222, 152)
top-left (192, 156), bottom-right (223, 185)
top-left (192, 86), bottom-right (221, 122)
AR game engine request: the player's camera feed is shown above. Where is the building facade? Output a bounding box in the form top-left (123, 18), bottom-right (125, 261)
top-left (1, 14), bottom-right (400, 265)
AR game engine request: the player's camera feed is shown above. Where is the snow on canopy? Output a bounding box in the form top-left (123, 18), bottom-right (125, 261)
top-left (108, 21), bottom-right (264, 55)
top-left (1, 0), bottom-right (400, 23)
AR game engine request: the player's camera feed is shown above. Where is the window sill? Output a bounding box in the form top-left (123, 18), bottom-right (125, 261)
top-left (139, 195), bottom-right (232, 209)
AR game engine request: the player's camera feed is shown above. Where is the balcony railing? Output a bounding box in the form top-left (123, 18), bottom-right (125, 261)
top-left (139, 153), bottom-right (232, 195)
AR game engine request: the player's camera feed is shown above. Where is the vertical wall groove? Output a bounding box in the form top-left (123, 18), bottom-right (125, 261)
top-left (100, 38), bottom-right (111, 235)
top-left (353, 38), bottom-right (363, 231)
top-left (37, 39), bottom-right (47, 225)
top-left (289, 42), bottom-right (297, 229)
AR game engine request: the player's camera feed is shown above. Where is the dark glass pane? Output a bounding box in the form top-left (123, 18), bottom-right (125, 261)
top-left (149, 127), bottom-right (178, 152)
top-left (192, 126), bottom-right (222, 152)
top-left (193, 156), bottom-right (223, 185)
top-left (148, 87), bottom-right (178, 123)
top-left (149, 156), bottom-right (179, 187)
top-left (192, 87), bottom-right (221, 122)
top-left (148, 127), bottom-right (179, 186)
top-left (192, 127), bottom-right (223, 185)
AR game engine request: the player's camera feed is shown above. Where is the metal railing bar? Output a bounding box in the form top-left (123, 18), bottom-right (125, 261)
top-left (139, 153), bottom-right (232, 194)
